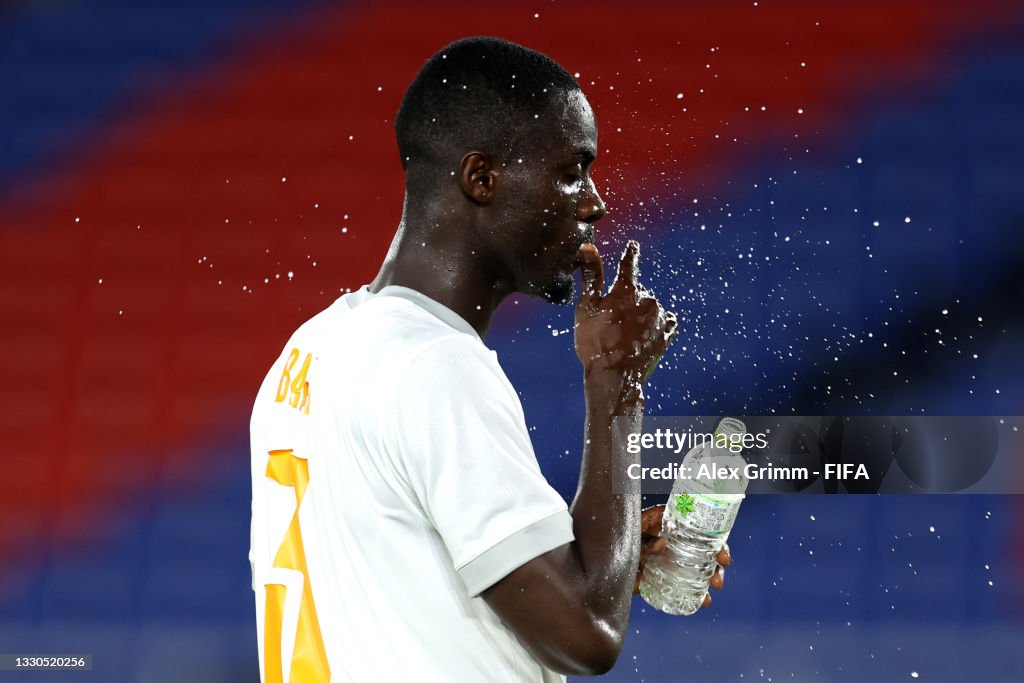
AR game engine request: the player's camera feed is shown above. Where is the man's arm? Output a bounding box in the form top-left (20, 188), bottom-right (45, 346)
top-left (482, 241), bottom-right (677, 675)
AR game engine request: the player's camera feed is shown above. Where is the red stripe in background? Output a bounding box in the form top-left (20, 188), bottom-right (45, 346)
top-left (0, 0), bottom-right (1018, 587)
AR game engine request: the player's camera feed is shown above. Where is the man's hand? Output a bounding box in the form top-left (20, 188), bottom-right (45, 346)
top-left (632, 504), bottom-right (732, 608)
top-left (575, 241), bottom-right (678, 384)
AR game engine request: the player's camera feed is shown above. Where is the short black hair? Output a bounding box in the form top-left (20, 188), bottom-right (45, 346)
top-left (395, 36), bottom-right (580, 174)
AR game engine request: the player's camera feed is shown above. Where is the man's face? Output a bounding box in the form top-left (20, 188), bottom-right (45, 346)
top-left (496, 90), bottom-right (607, 304)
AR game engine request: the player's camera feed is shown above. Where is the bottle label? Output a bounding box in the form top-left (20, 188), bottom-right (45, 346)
top-left (671, 493), bottom-right (740, 535)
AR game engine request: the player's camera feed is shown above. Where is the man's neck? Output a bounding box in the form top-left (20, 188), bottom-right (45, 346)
top-left (368, 221), bottom-right (513, 340)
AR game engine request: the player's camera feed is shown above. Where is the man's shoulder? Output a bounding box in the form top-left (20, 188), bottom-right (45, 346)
top-left (285, 293), bottom-right (488, 376)
top-left (282, 292), bottom-right (449, 343)
top-left (257, 292), bottom-right (500, 408)
top-left (355, 295), bottom-right (482, 356)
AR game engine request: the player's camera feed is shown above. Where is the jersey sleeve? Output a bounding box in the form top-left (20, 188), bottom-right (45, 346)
top-left (385, 335), bottom-right (575, 597)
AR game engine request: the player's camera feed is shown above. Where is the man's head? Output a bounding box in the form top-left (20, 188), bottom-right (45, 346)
top-left (395, 36), bottom-right (606, 304)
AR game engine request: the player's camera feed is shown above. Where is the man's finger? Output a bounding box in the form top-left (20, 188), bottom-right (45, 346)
top-left (611, 239), bottom-right (639, 292)
top-left (577, 243), bottom-right (604, 306)
top-left (640, 504), bottom-right (665, 534)
top-left (641, 534), bottom-right (667, 553)
top-left (709, 566), bottom-right (725, 590)
top-left (662, 311), bottom-right (679, 344)
top-left (701, 593), bottom-right (712, 609)
top-left (715, 544), bottom-right (731, 568)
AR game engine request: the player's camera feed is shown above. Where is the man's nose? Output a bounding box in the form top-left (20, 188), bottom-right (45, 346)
top-left (577, 179), bottom-right (607, 224)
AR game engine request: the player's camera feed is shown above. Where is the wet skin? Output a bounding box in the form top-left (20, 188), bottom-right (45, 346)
top-left (369, 90), bottom-right (606, 334)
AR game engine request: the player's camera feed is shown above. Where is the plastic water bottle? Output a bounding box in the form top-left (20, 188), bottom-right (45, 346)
top-left (639, 418), bottom-right (749, 615)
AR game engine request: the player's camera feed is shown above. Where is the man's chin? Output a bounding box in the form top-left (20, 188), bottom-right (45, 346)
top-left (535, 275), bottom-right (575, 305)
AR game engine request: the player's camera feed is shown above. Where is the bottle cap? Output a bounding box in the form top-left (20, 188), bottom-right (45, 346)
top-left (714, 417), bottom-right (746, 440)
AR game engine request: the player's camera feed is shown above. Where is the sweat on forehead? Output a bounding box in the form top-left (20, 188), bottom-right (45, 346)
top-left (394, 36), bottom-right (582, 170)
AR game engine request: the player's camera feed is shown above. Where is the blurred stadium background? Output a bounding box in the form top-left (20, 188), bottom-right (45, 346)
top-left (1, 1), bottom-right (1022, 681)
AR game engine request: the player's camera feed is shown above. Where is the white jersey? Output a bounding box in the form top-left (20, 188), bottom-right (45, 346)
top-left (250, 284), bottom-right (574, 682)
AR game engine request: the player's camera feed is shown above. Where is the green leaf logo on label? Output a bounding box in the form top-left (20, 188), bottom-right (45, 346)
top-left (675, 493), bottom-right (695, 517)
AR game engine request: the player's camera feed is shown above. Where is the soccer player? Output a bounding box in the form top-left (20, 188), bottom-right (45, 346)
top-left (250, 36), bottom-right (730, 682)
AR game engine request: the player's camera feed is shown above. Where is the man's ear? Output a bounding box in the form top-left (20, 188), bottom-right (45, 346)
top-left (458, 151), bottom-right (499, 205)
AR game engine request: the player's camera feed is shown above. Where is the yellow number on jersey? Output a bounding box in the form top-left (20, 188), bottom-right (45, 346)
top-left (264, 449), bottom-right (330, 682)
top-left (275, 348), bottom-right (311, 414)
